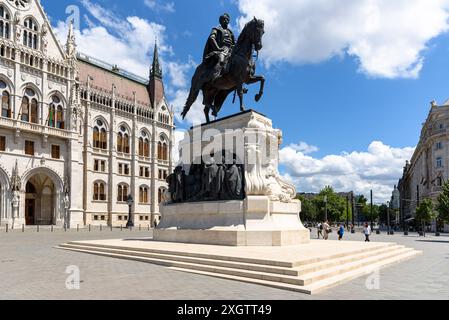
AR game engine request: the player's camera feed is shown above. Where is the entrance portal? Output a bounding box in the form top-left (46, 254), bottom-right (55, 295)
top-left (25, 173), bottom-right (55, 225)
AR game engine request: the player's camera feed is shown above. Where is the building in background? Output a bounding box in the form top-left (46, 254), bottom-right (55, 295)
top-left (0, 0), bottom-right (174, 228)
top-left (398, 100), bottom-right (449, 232)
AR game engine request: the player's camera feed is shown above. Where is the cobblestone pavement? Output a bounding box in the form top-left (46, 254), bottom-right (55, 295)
top-left (0, 227), bottom-right (448, 300)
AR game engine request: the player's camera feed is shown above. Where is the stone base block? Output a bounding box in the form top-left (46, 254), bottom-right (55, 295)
top-left (153, 229), bottom-right (310, 247)
top-left (154, 196), bottom-right (310, 246)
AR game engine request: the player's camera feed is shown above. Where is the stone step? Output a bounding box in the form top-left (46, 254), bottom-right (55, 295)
top-left (302, 249), bottom-right (422, 294)
top-left (63, 241), bottom-right (396, 269)
top-left (167, 249), bottom-right (421, 295)
top-left (64, 241), bottom-right (294, 268)
top-left (56, 244), bottom-right (418, 288)
top-left (58, 243), bottom-right (405, 278)
top-left (293, 245), bottom-right (406, 276)
top-left (58, 243), bottom-right (300, 276)
top-left (299, 247), bottom-right (415, 285)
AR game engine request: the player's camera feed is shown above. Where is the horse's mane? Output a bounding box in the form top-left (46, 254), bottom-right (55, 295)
top-left (236, 19), bottom-right (254, 47)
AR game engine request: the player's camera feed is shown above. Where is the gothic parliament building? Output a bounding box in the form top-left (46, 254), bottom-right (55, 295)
top-left (0, 0), bottom-right (174, 228)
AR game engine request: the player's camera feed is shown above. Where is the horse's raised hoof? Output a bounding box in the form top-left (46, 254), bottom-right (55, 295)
top-left (255, 93), bottom-right (263, 102)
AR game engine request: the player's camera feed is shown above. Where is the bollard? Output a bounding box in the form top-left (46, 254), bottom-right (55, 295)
top-left (6, 224), bottom-right (8, 233)
top-left (89, 224), bottom-right (91, 232)
top-left (148, 225), bottom-right (150, 232)
top-left (121, 225), bottom-right (123, 231)
top-left (100, 224), bottom-right (102, 232)
top-left (110, 225), bottom-right (113, 232)
top-left (37, 225), bottom-right (39, 233)
top-left (139, 224), bottom-right (141, 231)
top-left (77, 224), bottom-right (79, 232)
top-left (22, 224), bottom-right (25, 233)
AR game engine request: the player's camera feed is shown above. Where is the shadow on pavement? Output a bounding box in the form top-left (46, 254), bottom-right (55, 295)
top-left (416, 239), bottom-right (449, 244)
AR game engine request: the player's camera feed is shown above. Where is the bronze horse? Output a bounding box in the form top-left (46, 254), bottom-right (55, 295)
top-left (181, 18), bottom-right (266, 123)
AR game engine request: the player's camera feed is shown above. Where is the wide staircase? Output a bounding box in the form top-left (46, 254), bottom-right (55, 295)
top-left (56, 240), bottom-right (421, 294)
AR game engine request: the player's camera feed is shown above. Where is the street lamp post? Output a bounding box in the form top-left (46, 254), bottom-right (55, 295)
top-left (126, 195), bottom-right (134, 229)
top-left (324, 195), bottom-right (328, 222)
top-left (387, 201), bottom-right (391, 235)
top-left (346, 195), bottom-right (350, 231)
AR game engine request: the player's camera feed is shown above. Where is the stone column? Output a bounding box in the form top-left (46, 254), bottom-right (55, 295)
top-left (108, 85), bottom-right (116, 226)
top-left (150, 120), bottom-right (157, 227)
top-left (131, 92), bottom-right (138, 223)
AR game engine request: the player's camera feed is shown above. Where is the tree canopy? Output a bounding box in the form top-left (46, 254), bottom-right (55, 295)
top-left (437, 180), bottom-right (449, 224)
top-left (415, 199), bottom-right (436, 224)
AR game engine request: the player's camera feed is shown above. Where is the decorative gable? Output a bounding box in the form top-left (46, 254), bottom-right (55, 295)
top-left (1, 0), bottom-right (66, 61)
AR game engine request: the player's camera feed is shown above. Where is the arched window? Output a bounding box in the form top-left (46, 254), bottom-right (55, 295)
top-left (20, 88), bottom-right (38, 123)
top-left (139, 131), bottom-right (150, 157)
top-left (0, 80), bottom-right (11, 118)
top-left (158, 187), bottom-right (166, 204)
top-left (93, 182), bottom-right (106, 201)
top-left (117, 125), bottom-right (130, 154)
top-left (23, 18), bottom-right (39, 50)
top-left (0, 6), bottom-right (11, 40)
top-left (48, 95), bottom-right (64, 129)
top-left (117, 184), bottom-right (129, 202)
top-left (139, 186), bottom-right (149, 204)
top-left (93, 119), bottom-right (108, 150)
top-left (437, 177), bottom-right (443, 187)
top-left (158, 135), bottom-right (168, 161)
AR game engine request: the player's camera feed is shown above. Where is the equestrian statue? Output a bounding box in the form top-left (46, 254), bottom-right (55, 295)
top-left (181, 14), bottom-right (266, 123)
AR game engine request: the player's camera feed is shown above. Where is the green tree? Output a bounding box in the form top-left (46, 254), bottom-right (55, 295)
top-left (378, 204), bottom-right (388, 224)
top-left (436, 180), bottom-right (449, 225)
top-left (416, 199), bottom-right (436, 235)
top-left (313, 186), bottom-right (347, 222)
top-left (297, 195), bottom-right (318, 222)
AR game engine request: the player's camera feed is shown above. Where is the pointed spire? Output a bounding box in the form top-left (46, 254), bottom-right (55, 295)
top-left (66, 19), bottom-right (76, 58)
top-left (150, 41), bottom-right (163, 80)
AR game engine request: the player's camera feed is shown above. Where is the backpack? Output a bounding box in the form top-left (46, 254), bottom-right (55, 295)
top-left (319, 224), bottom-right (323, 230)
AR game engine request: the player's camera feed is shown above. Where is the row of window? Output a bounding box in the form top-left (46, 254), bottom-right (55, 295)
top-left (92, 120), bottom-right (168, 160)
top-left (0, 135), bottom-right (61, 159)
top-left (0, 6), bottom-right (40, 50)
top-left (93, 182), bottom-right (165, 204)
top-left (82, 90), bottom-right (159, 121)
top-left (0, 6), bottom-right (10, 40)
top-left (0, 83), bottom-right (65, 128)
top-left (93, 160), bottom-right (151, 179)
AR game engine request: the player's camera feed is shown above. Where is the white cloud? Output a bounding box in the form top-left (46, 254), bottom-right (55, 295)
top-left (280, 141), bottom-right (415, 202)
top-left (170, 88), bottom-right (205, 126)
top-left (237, 0), bottom-right (449, 78)
top-left (54, 0), bottom-right (171, 78)
top-left (287, 141), bottom-right (319, 155)
top-left (144, 0), bottom-right (176, 13)
top-left (54, 0), bottom-right (204, 127)
top-left (166, 58), bottom-right (197, 88)
top-left (172, 130), bottom-right (186, 164)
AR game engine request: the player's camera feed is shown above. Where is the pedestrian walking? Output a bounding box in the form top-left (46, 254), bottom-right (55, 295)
top-left (317, 222), bottom-right (323, 239)
top-left (338, 224), bottom-right (345, 241)
top-left (363, 222), bottom-right (371, 242)
top-left (323, 221), bottom-right (331, 240)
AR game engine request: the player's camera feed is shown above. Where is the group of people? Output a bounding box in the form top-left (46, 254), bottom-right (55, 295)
top-left (316, 222), bottom-right (372, 242)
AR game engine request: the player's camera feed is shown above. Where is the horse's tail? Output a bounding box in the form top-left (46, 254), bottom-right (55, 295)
top-left (181, 66), bottom-right (203, 119)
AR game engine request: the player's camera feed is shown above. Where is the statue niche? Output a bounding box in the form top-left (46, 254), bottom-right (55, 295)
top-left (166, 153), bottom-right (245, 204)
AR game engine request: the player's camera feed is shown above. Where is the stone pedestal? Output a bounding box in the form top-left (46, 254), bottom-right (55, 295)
top-left (154, 110), bottom-right (310, 246)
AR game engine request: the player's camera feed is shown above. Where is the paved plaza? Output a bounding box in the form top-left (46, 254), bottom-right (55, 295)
top-left (0, 227), bottom-right (448, 300)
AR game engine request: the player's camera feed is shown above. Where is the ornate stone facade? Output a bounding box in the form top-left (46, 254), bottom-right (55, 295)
top-left (0, 0), bottom-right (173, 228)
top-left (398, 101), bottom-right (449, 232)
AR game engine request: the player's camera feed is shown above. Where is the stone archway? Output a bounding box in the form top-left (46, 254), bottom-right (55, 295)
top-left (0, 167), bottom-right (10, 225)
top-left (25, 173), bottom-right (55, 226)
top-left (21, 168), bottom-right (64, 226)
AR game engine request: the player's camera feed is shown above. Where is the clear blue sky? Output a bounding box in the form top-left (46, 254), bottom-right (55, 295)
top-left (42, 0), bottom-right (449, 201)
